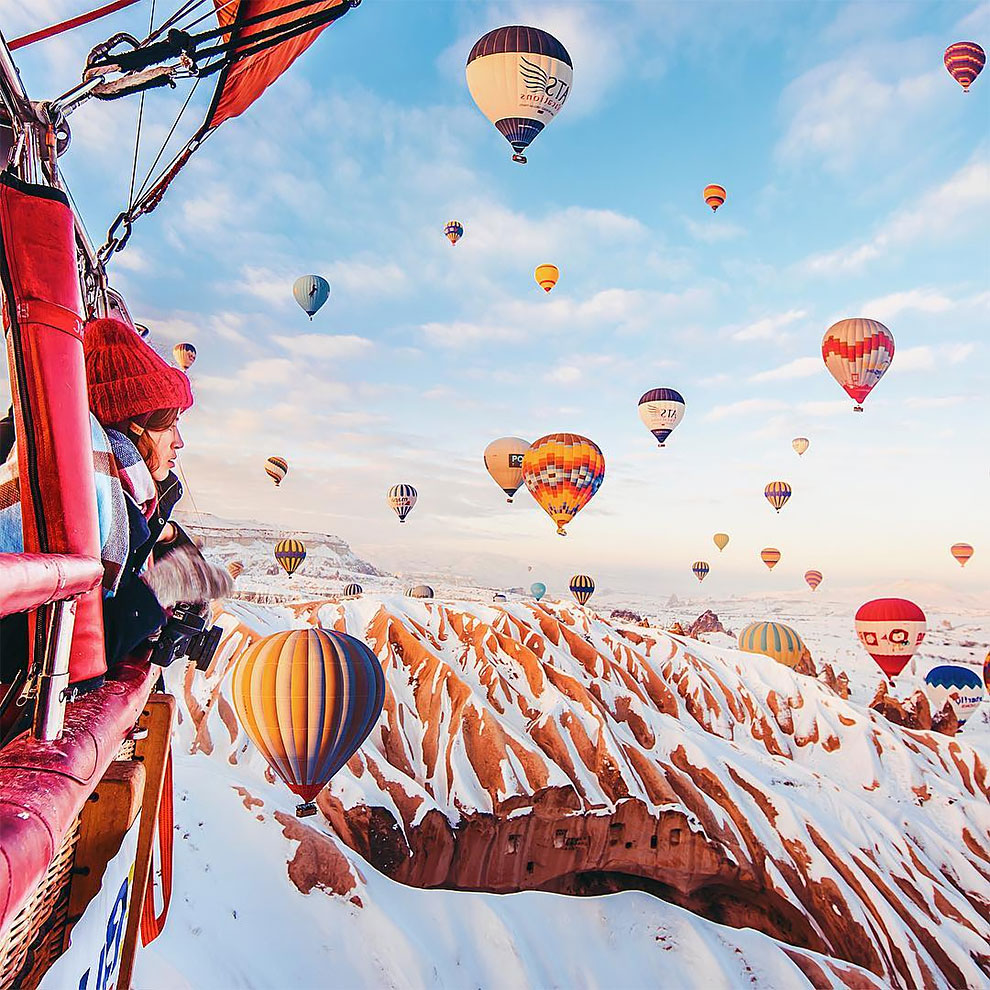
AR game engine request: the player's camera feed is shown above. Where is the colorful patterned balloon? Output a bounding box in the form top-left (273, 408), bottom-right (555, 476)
top-left (231, 628), bottom-right (385, 816)
top-left (924, 665), bottom-right (984, 727)
top-left (638, 388), bottom-right (685, 447)
top-left (274, 538), bottom-right (306, 577)
top-left (764, 481), bottom-right (792, 512)
top-left (804, 569), bottom-right (823, 591)
top-left (522, 433), bottom-right (605, 536)
top-left (950, 543), bottom-right (974, 567)
top-left (265, 456), bottom-right (288, 487)
top-left (387, 484), bottom-right (418, 523)
top-left (692, 561), bottom-right (710, 582)
top-left (944, 42), bottom-right (985, 92)
top-left (738, 621), bottom-right (806, 668)
top-left (466, 26), bottom-right (572, 164)
top-left (173, 342), bottom-right (196, 371)
top-left (855, 598), bottom-right (926, 678)
top-left (703, 184), bottom-right (726, 212)
top-left (822, 318), bottom-right (894, 411)
top-left (444, 220), bottom-right (464, 245)
top-left (761, 548), bottom-right (781, 570)
top-left (569, 574), bottom-right (595, 605)
top-left (484, 437), bottom-right (531, 502)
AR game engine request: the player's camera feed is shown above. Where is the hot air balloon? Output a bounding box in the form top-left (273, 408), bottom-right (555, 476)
top-left (792, 437), bottom-right (809, 456)
top-left (692, 561), bottom-right (710, 582)
top-left (522, 433), bottom-right (605, 536)
top-left (638, 388), bottom-right (685, 447)
top-left (535, 264), bottom-right (559, 292)
top-left (944, 42), bottom-right (985, 92)
top-left (761, 548), bottom-right (781, 571)
top-left (984, 652), bottom-right (990, 693)
top-left (343, 583), bottom-right (363, 597)
top-left (804, 569), bottom-right (823, 591)
top-left (387, 484), bottom-right (418, 523)
top-left (405, 584), bottom-right (434, 599)
top-left (569, 574), bottom-right (595, 605)
top-left (703, 184), bottom-right (726, 212)
top-left (713, 533), bottom-right (730, 552)
top-left (484, 437), bottom-right (531, 502)
top-left (227, 561), bottom-right (244, 580)
top-left (924, 665), bottom-right (984, 727)
top-left (738, 621), bottom-right (806, 669)
top-left (950, 543), bottom-right (974, 567)
top-left (444, 220), bottom-right (464, 245)
top-left (293, 275), bottom-right (331, 319)
top-left (855, 598), bottom-right (926, 678)
top-left (265, 456), bottom-right (288, 487)
top-left (173, 342), bottom-right (197, 371)
top-left (493, 593), bottom-right (507, 603)
top-left (764, 481), bottom-right (792, 513)
top-left (231, 628), bottom-right (385, 817)
top-left (466, 26), bottom-right (572, 164)
top-left (530, 581), bottom-right (546, 601)
top-left (274, 539), bottom-right (306, 578)
top-left (822, 318), bottom-right (894, 412)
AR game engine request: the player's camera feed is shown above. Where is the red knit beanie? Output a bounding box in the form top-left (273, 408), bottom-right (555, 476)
top-left (83, 318), bottom-right (193, 426)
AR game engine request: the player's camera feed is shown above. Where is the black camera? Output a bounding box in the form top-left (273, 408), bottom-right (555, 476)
top-left (148, 602), bottom-right (222, 671)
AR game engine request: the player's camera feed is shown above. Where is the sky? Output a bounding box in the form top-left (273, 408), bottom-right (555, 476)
top-left (1, 0), bottom-right (988, 602)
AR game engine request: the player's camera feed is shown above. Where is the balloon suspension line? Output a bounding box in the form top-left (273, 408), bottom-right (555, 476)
top-left (174, 457), bottom-right (204, 525)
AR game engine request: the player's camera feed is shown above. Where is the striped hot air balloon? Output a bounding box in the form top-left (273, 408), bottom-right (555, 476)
top-left (713, 533), bottom-right (730, 552)
top-left (738, 621), bottom-right (806, 669)
top-left (522, 433), bottom-right (605, 536)
top-left (227, 561), bottom-right (244, 580)
top-left (950, 543), bottom-right (974, 567)
top-left (231, 628), bottom-right (385, 816)
top-left (274, 538), bottom-right (306, 578)
top-left (444, 220), bottom-right (464, 245)
top-left (924, 665), bottom-right (984, 727)
top-left (792, 437), bottom-right (809, 456)
top-left (703, 184), bottom-right (726, 212)
top-left (405, 584), bottom-right (434, 599)
top-left (530, 581), bottom-right (546, 601)
top-left (761, 548), bottom-right (781, 571)
top-left (173, 342), bottom-right (197, 371)
top-left (265, 456), bottom-right (288, 487)
top-left (855, 598), bottom-right (926, 678)
top-left (804, 569), bottom-right (823, 591)
top-left (387, 484), bottom-right (418, 523)
top-left (692, 561), bottom-right (710, 582)
top-left (484, 436), bottom-right (531, 502)
top-left (822, 318), bottom-right (894, 411)
top-left (569, 574), bottom-right (595, 605)
top-left (466, 26), bottom-right (572, 164)
top-left (292, 275), bottom-right (331, 319)
top-left (944, 42), bottom-right (985, 92)
top-left (534, 264), bottom-right (559, 292)
top-left (343, 583), bottom-right (363, 597)
top-left (764, 481), bottom-right (792, 512)
top-left (638, 388), bottom-right (685, 446)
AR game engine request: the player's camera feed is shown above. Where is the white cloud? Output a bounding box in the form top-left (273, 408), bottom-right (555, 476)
top-left (544, 365), bottom-right (582, 385)
top-left (896, 342), bottom-right (975, 373)
top-left (749, 357), bottom-right (820, 383)
top-left (857, 289), bottom-right (955, 324)
top-left (796, 400), bottom-right (853, 417)
top-left (684, 217), bottom-right (746, 243)
top-left (726, 309), bottom-right (807, 342)
top-left (904, 395), bottom-right (966, 409)
top-left (705, 399), bottom-right (787, 422)
top-left (273, 333), bottom-right (373, 360)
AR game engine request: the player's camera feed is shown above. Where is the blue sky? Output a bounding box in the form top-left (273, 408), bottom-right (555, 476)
top-left (2, 0), bottom-right (988, 600)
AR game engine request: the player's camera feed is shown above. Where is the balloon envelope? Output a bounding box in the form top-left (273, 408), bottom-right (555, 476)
top-left (343, 583), bottom-right (363, 597)
top-left (569, 574), bottom-right (594, 605)
top-left (530, 582), bottom-right (546, 601)
top-left (274, 538), bottom-right (306, 577)
top-left (713, 533), bottom-right (729, 552)
top-left (227, 561), bottom-right (244, 580)
top-left (944, 42), bottom-right (985, 91)
top-left (764, 481), bottom-right (792, 512)
top-left (484, 437), bottom-right (531, 502)
top-left (950, 543), bottom-right (974, 567)
top-left (924, 665), bottom-right (984, 727)
top-left (792, 437), bottom-right (809, 456)
top-left (387, 484), bottom-right (418, 523)
top-left (703, 184), bottom-right (726, 212)
top-left (265, 456), bottom-right (288, 486)
top-left (761, 548), bottom-right (781, 570)
top-left (173, 342), bottom-right (196, 370)
top-left (804, 569), bottom-right (823, 591)
top-left (738, 621), bottom-right (806, 668)
top-left (466, 26), bottom-right (572, 163)
top-left (444, 220), bottom-right (464, 245)
top-left (855, 598), bottom-right (926, 678)
top-left (822, 318), bottom-right (894, 411)
top-left (293, 275), bottom-right (331, 318)
top-left (522, 433), bottom-right (605, 536)
top-left (535, 264), bottom-right (559, 292)
top-left (405, 584), bottom-right (434, 599)
top-left (692, 561), bottom-right (710, 582)
top-left (231, 628), bottom-right (385, 815)
top-left (638, 388), bottom-right (685, 446)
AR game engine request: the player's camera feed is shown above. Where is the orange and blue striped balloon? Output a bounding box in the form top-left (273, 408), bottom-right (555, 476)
top-left (569, 574), bottom-right (595, 605)
top-left (692, 561), bottom-right (710, 582)
top-left (522, 433), bottom-right (605, 536)
top-left (764, 481), bottom-right (792, 512)
top-left (231, 628), bottom-right (385, 816)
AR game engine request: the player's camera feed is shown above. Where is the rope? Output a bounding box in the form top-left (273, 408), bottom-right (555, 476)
top-left (140, 747), bottom-right (174, 945)
top-left (10, 0), bottom-right (143, 51)
top-left (126, 0), bottom-right (157, 211)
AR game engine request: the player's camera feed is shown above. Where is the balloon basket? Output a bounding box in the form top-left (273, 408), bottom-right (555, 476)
top-left (512, 154), bottom-right (527, 164)
top-left (854, 405), bottom-right (864, 413)
top-left (296, 801), bottom-right (318, 818)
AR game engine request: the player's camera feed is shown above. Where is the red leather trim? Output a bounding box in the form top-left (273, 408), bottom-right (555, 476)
top-left (0, 553), bottom-right (103, 618)
top-left (0, 658), bottom-right (154, 939)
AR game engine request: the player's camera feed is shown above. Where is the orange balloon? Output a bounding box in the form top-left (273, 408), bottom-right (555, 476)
top-left (761, 548), bottom-right (781, 571)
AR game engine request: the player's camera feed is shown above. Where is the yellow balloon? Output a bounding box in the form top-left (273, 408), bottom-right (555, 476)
top-left (535, 264), bottom-right (559, 292)
top-left (713, 533), bottom-right (729, 552)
